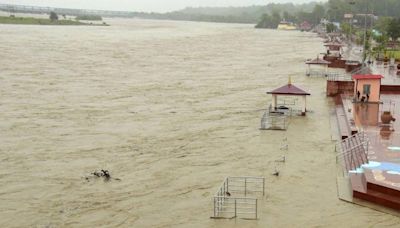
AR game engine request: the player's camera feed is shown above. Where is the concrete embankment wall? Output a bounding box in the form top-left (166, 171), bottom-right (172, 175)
top-left (381, 85), bottom-right (400, 94)
top-left (327, 83), bottom-right (400, 96)
top-left (327, 81), bottom-right (354, 97)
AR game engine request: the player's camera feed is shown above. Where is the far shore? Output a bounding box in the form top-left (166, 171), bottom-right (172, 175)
top-left (0, 15), bottom-right (109, 26)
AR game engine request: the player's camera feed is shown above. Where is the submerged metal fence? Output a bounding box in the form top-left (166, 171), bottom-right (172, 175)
top-left (326, 73), bottom-right (352, 81)
top-left (212, 177), bottom-right (265, 220)
top-left (260, 111), bottom-right (288, 130)
top-left (306, 69), bottom-right (328, 77)
top-left (306, 69), bottom-right (351, 80)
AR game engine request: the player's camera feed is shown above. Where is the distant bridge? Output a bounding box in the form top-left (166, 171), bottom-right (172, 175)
top-left (0, 4), bottom-right (135, 18)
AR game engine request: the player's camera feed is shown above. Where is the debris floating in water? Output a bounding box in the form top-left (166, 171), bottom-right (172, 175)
top-left (85, 170), bottom-right (121, 182)
top-left (272, 167), bottom-right (280, 176)
top-left (280, 144), bottom-right (288, 151)
top-left (275, 155), bottom-right (286, 163)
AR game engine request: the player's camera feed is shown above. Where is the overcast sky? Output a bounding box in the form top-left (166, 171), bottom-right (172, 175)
top-left (0, 0), bottom-right (320, 13)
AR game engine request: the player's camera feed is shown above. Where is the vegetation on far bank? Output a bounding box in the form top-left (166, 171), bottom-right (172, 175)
top-left (255, 0), bottom-right (400, 29)
top-left (0, 15), bottom-right (83, 25)
top-left (127, 0), bottom-right (400, 26)
top-left (75, 15), bottom-right (103, 21)
top-left (0, 15), bottom-right (108, 26)
top-left (135, 3), bottom-right (317, 24)
top-left (2, 0), bottom-right (400, 26)
top-left (251, 0), bottom-right (400, 62)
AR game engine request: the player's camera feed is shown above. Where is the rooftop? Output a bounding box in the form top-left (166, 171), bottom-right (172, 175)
top-left (352, 74), bottom-right (384, 80)
top-left (267, 83), bottom-right (310, 96)
top-left (324, 42), bottom-right (344, 47)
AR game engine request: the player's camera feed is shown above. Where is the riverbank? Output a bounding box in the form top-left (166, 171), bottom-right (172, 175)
top-left (0, 16), bottom-right (108, 26)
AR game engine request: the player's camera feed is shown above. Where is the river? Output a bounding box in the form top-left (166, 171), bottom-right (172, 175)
top-left (0, 18), bottom-right (399, 227)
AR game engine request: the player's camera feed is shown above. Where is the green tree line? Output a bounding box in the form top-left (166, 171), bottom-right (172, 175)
top-left (131, 0), bottom-right (400, 26)
top-left (255, 0), bottom-right (400, 29)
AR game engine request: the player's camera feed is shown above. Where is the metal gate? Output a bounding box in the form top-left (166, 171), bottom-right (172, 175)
top-left (212, 176), bottom-right (265, 220)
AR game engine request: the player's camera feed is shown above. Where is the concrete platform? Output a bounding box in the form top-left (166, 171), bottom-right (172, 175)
top-left (335, 95), bottom-right (400, 211)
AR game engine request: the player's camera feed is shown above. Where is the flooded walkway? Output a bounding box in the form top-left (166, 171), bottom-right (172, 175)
top-left (0, 19), bottom-right (399, 227)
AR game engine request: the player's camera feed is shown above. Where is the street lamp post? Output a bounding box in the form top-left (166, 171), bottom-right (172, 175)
top-left (363, 13), bottom-right (367, 65)
top-left (349, 1), bottom-right (356, 44)
top-left (353, 13), bottom-right (375, 66)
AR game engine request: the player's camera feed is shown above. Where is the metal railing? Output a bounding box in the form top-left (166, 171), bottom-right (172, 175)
top-left (336, 131), bottom-right (368, 154)
top-left (336, 132), bottom-right (369, 175)
top-left (277, 97), bottom-right (298, 106)
top-left (268, 104), bottom-right (303, 117)
top-left (350, 66), bottom-right (371, 75)
top-left (327, 73), bottom-right (352, 81)
top-left (306, 69), bottom-right (328, 77)
top-left (226, 177), bottom-right (265, 196)
top-left (212, 177), bottom-right (265, 220)
top-left (260, 111), bottom-right (289, 130)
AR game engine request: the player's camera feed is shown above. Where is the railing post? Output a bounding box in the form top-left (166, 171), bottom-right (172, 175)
top-left (227, 178), bottom-right (229, 194)
top-left (244, 178), bottom-right (247, 196)
top-left (218, 191), bottom-right (221, 210)
top-left (255, 199), bottom-right (258, 219)
top-left (262, 178), bottom-right (265, 196)
top-left (234, 199), bottom-right (237, 218)
top-left (214, 197), bottom-right (216, 217)
top-left (223, 181), bottom-right (225, 196)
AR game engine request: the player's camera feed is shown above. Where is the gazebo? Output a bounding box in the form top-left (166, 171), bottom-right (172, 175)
top-left (306, 56), bottom-right (331, 77)
top-left (324, 42), bottom-right (344, 53)
top-left (267, 78), bottom-right (311, 116)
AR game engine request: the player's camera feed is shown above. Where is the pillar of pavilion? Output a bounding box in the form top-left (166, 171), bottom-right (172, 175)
top-left (267, 78), bottom-right (311, 116)
top-left (305, 56), bottom-right (331, 76)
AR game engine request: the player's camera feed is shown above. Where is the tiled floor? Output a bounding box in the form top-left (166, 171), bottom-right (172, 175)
top-left (347, 94), bottom-right (400, 191)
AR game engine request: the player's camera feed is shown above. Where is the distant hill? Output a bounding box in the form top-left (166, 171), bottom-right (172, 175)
top-left (2, 0), bottom-right (399, 25)
top-left (177, 3), bottom-right (318, 17)
top-left (135, 2), bottom-right (319, 24)
top-left (137, 0), bottom-right (400, 25)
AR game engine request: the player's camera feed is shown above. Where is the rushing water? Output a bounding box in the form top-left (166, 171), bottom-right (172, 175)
top-left (0, 18), bottom-right (399, 227)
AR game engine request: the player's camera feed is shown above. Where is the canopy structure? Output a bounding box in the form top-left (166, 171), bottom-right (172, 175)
top-left (324, 42), bottom-right (344, 51)
top-left (306, 56), bottom-right (331, 76)
top-left (267, 78), bottom-right (311, 116)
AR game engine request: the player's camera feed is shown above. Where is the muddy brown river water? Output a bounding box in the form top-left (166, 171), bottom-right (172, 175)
top-left (0, 18), bottom-right (399, 227)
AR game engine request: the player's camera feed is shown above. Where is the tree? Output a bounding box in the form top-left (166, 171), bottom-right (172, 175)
top-left (255, 14), bottom-right (273, 28)
top-left (296, 11), bottom-right (314, 25)
top-left (372, 33), bottom-right (388, 59)
top-left (387, 18), bottom-right (400, 41)
top-left (271, 10), bottom-right (282, 26)
top-left (50, 12), bottom-right (58, 21)
top-left (312, 4), bottom-right (325, 24)
top-left (374, 17), bottom-right (392, 35)
top-left (255, 11), bottom-right (282, 29)
top-left (326, 23), bottom-right (337, 33)
top-left (340, 22), bottom-right (352, 38)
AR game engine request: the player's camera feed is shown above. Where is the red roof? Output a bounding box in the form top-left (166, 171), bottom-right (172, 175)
top-left (267, 84), bottom-right (310, 95)
top-left (352, 74), bottom-right (384, 80)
